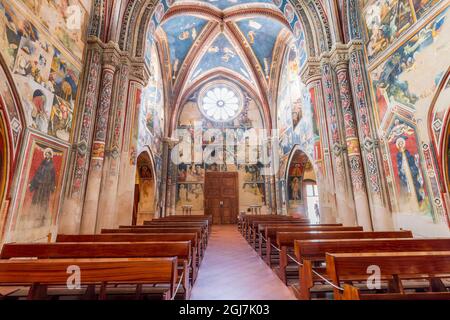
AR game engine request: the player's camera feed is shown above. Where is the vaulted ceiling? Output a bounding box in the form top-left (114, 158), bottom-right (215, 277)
top-left (152, 0), bottom-right (295, 108)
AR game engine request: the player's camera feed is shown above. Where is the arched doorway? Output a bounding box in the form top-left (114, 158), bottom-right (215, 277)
top-left (286, 148), bottom-right (318, 222)
top-left (134, 151), bottom-right (157, 225)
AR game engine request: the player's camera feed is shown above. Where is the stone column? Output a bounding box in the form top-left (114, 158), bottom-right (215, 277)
top-left (115, 62), bottom-right (149, 226)
top-left (318, 55), bottom-right (356, 225)
top-left (80, 43), bottom-right (121, 234)
top-left (95, 56), bottom-right (131, 230)
top-left (262, 136), bottom-right (277, 214)
top-left (347, 41), bottom-right (394, 230)
top-left (58, 38), bottom-right (104, 234)
top-left (330, 44), bottom-right (373, 230)
top-left (163, 137), bottom-right (180, 216)
top-left (301, 59), bottom-right (337, 222)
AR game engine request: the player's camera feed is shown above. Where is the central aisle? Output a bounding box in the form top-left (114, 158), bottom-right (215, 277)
top-left (190, 225), bottom-right (296, 300)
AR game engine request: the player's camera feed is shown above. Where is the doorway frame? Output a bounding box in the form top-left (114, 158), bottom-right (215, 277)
top-left (204, 171), bottom-right (239, 224)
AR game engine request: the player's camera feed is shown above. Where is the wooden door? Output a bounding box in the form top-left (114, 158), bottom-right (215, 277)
top-left (204, 172), bottom-right (239, 224)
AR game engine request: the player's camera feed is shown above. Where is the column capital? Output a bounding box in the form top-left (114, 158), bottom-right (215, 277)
top-left (300, 58), bottom-right (321, 84)
top-left (329, 43), bottom-right (351, 71)
top-left (163, 136), bottom-right (181, 150)
top-left (129, 59), bottom-right (150, 85)
top-left (102, 42), bottom-right (122, 70)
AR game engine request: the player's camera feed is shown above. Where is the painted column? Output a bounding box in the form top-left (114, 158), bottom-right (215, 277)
top-left (58, 38), bottom-right (103, 234)
top-left (301, 59), bottom-right (337, 222)
top-left (330, 44), bottom-right (372, 230)
top-left (115, 62), bottom-right (149, 226)
top-left (319, 56), bottom-right (356, 225)
top-left (95, 57), bottom-right (131, 230)
top-left (80, 43), bottom-right (120, 234)
top-left (163, 137), bottom-right (180, 216)
top-left (347, 41), bottom-right (394, 230)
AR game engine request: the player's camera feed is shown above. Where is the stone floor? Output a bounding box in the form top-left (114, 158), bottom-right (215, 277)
top-left (190, 225), bottom-right (296, 300)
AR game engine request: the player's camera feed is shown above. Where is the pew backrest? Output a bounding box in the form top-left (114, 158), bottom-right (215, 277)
top-left (326, 251), bottom-right (450, 285)
top-left (295, 238), bottom-right (450, 262)
top-left (56, 233), bottom-right (198, 248)
top-left (1, 242), bottom-right (191, 263)
top-left (0, 257), bottom-right (177, 287)
top-left (277, 230), bottom-right (413, 247)
top-left (266, 226), bottom-right (364, 241)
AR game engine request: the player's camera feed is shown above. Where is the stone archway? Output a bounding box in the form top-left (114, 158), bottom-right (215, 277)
top-left (284, 145), bottom-right (318, 220)
top-left (0, 111), bottom-right (10, 237)
top-left (134, 149), bottom-right (158, 225)
top-left (59, 0), bottom-right (334, 232)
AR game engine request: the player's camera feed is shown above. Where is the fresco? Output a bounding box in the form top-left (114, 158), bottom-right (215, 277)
top-left (178, 163), bottom-right (205, 182)
top-left (413, 0), bottom-right (441, 19)
top-left (386, 119), bottom-right (431, 215)
top-left (366, 5), bottom-right (450, 235)
top-left (176, 182), bottom-right (204, 211)
top-left (161, 15), bottom-right (208, 80)
top-left (175, 81), bottom-right (266, 212)
top-left (0, 1), bottom-right (79, 142)
top-left (173, 0), bottom-right (274, 10)
top-left (277, 43), bottom-right (304, 134)
top-left (286, 150), bottom-right (314, 209)
top-left (276, 41), bottom-right (315, 162)
top-left (18, 0), bottom-right (90, 60)
top-left (136, 153), bottom-right (156, 224)
top-left (139, 42), bottom-right (165, 157)
top-left (9, 134), bottom-right (67, 242)
top-left (190, 34), bottom-right (252, 82)
top-left (370, 7), bottom-right (450, 124)
top-left (236, 17), bottom-right (285, 79)
top-left (363, 0), bottom-right (442, 61)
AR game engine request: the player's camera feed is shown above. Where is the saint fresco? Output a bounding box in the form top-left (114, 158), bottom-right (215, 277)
top-left (386, 119), bottom-right (430, 215)
top-left (10, 135), bottom-right (67, 242)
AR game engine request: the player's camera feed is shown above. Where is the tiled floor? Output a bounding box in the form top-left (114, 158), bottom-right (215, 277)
top-left (190, 225), bottom-right (296, 300)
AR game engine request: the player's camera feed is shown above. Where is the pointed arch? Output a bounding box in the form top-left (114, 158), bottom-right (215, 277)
top-left (0, 54), bottom-right (26, 239)
top-left (135, 146), bottom-right (159, 223)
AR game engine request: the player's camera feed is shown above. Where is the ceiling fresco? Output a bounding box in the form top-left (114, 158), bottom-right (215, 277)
top-left (160, 15), bottom-right (208, 79)
top-left (189, 33), bottom-right (253, 82)
top-left (172, 0), bottom-right (276, 10)
top-left (236, 17), bottom-right (286, 79)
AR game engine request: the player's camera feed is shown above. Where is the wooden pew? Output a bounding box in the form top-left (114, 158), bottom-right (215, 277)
top-left (154, 215), bottom-right (212, 233)
top-left (275, 230), bottom-right (413, 285)
top-left (102, 227), bottom-right (206, 259)
top-left (326, 251), bottom-right (450, 300)
top-left (255, 223), bottom-right (343, 255)
top-left (294, 238), bottom-right (450, 299)
top-left (139, 221), bottom-right (209, 242)
top-left (239, 214), bottom-right (290, 236)
top-left (56, 233), bottom-right (200, 282)
top-left (0, 257), bottom-right (177, 300)
top-left (248, 220), bottom-right (315, 248)
top-left (1, 242), bottom-right (192, 299)
top-left (264, 226), bottom-right (364, 266)
top-left (141, 221), bottom-right (207, 230)
top-left (243, 216), bottom-right (307, 240)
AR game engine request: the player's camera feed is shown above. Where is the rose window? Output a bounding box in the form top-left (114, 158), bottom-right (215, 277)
top-left (199, 85), bottom-right (243, 122)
